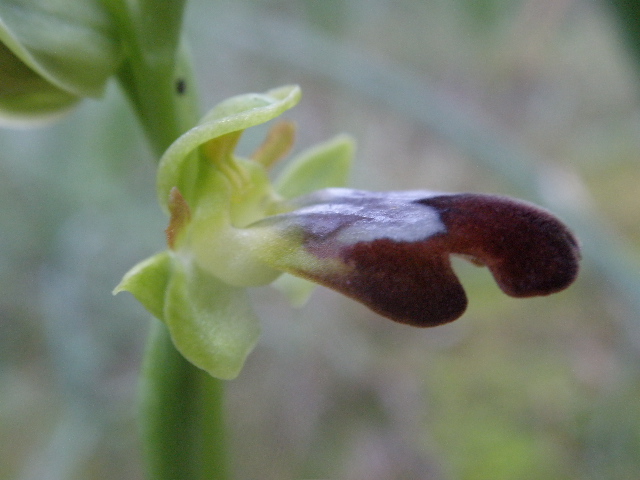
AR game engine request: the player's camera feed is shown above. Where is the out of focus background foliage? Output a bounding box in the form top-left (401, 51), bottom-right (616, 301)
top-left (2, 0), bottom-right (640, 479)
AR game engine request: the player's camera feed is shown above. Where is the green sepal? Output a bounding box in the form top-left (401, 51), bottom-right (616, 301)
top-left (163, 259), bottom-right (261, 380)
top-left (157, 85), bottom-right (301, 212)
top-left (275, 134), bottom-right (355, 199)
top-left (113, 251), bottom-right (172, 321)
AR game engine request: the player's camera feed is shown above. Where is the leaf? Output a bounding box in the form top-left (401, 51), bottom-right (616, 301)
top-left (163, 259), bottom-right (261, 380)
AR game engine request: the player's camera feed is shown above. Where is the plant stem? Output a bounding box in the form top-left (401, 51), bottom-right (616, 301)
top-left (108, 1), bottom-right (231, 478)
top-left (140, 322), bottom-right (229, 480)
top-left (109, 0), bottom-right (198, 155)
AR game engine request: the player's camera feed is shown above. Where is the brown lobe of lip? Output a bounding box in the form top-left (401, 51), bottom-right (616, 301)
top-left (419, 194), bottom-right (581, 297)
top-left (336, 238), bottom-right (467, 327)
top-left (297, 193), bottom-right (580, 327)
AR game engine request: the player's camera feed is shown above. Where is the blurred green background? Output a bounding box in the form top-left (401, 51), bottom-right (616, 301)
top-left (2, 0), bottom-right (640, 479)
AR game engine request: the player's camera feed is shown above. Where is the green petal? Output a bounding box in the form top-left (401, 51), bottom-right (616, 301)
top-left (157, 85), bottom-right (301, 212)
top-left (163, 259), bottom-right (261, 380)
top-left (0, 0), bottom-right (121, 98)
top-left (274, 134), bottom-right (354, 199)
top-left (113, 251), bottom-right (172, 321)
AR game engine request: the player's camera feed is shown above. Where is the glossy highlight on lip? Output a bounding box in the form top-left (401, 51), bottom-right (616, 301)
top-left (254, 189), bottom-right (581, 327)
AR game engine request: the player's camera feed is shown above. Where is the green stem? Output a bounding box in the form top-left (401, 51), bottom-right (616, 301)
top-left (107, 1), bottom-right (231, 478)
top-left (140, 322), bottom-right (229, 480)
top-left (109, 0), bottom-right (198, 155)
top-left (116, 40), bottom-right (199, 155)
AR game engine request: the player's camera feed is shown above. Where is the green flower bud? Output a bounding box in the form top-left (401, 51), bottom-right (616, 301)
top-left (0, 0), bottom-right (122, 123)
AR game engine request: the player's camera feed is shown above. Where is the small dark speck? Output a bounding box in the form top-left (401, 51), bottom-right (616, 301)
top-left (176, 79), bottom-right (186, 94)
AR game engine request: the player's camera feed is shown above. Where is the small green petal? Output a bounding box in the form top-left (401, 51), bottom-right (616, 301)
top-left (251, 121), bottom-right (296, 169)
top-left (157, 85), bottom-right (301, 212)
top-left (113, 251), bottom-right (172, 321)
top-left (274, 134), bottom-right (354, 199)
top-left (163, 259), bottom-right (261, 380)
top-left (166, 187), bottom-right (192, 249)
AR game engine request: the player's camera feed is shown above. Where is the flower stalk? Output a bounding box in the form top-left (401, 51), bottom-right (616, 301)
top-left (140, 323), bottom-right (229, 480)
top-left (107, 0), bottom-right (198, 155)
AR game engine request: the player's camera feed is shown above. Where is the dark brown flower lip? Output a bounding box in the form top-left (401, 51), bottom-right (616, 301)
top-left (417, 194), bottom-right (580, 299)
top-left (253, 188), bottom-right (581, 327)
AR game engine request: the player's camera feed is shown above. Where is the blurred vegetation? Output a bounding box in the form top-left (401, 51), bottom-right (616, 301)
top-left (2, 0), bottom-right (640, 479)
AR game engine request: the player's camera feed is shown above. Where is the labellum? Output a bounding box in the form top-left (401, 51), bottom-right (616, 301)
top-left (250, 188), bottom-right (581, 327)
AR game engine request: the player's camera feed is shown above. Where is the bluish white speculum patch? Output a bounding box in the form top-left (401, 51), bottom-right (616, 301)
top-left (287, 188), bottom-right (446, 244)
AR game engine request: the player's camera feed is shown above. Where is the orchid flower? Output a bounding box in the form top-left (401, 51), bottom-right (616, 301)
top-left (114, 85), bottom-right (580, 380)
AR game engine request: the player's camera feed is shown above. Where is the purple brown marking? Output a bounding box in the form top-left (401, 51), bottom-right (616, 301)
top-left (326, 238), bottom-right (468, 326)
top-left (253, 189), bottom-right (580, 327)
top-left (418, 194), bottom-right (580, 297)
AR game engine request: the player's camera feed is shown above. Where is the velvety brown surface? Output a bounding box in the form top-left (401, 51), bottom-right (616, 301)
top-left (299, 193), bottom-right (580, 327)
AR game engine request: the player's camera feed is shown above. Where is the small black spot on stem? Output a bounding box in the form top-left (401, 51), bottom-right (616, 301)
top-left (175, 78), bottom-right (186, 95)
